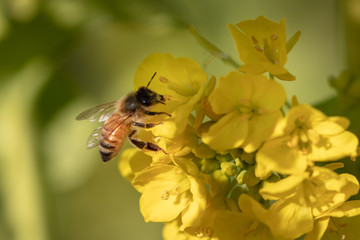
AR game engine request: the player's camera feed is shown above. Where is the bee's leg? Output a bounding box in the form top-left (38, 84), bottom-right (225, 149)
top-left (131, 122), bottom-right (160, 128)
top-left (144, 111), bottom-right (171, 117)
top-left (128, 130), bottom-right (167, 154)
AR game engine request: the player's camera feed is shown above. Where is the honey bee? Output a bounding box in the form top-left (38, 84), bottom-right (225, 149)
top-left (76, 73), bottom-right (170, 162)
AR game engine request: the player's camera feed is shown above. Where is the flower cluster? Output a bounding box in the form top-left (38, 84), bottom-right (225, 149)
top-left (118, 16), bottom-right (360, 239)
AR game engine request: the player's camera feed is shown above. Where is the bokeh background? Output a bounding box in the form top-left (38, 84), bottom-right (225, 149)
top-left (1, 0), bottom-right (360, 239)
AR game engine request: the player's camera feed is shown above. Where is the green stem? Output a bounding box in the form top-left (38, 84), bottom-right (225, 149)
top-left (188, 25), bottom-right (241, 69)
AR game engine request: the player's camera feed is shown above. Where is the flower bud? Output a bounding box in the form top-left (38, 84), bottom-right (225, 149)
top-left (241, 151), bottom-right (256, 164)
top-left (236, 170), bottom-right (247, 184)
top-left (216, 153), bottom-right (233, 162)
top-left (243, 166), bottom-right (261, 186)
top-left (193, 143), bottom-right (216, 159)
top-left (221, 162), bottom-right (237, 177)
top-left (201, 158), bottom-right (220, 174)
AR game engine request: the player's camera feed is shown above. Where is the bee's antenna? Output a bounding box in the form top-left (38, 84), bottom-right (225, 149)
top-left (146, 72), bottom-right (157, 89)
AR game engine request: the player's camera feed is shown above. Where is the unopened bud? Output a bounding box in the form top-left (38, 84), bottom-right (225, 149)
top-left (261, 173), bottom-right (281, 188)
top-left (221, 162), bottom-right (237, 177)
top-left (241, 151), bottom-right (256, 165)
top-left (236, 170), bottom-right (247, 184)
top-left (201, 158), bottom-right (220, 174)
top-left (216, 153), bottom-right (233, 162)
top-left (243, 166), bottom-right (261, 187)
top-left (193, 143), bottom-right (216, 159)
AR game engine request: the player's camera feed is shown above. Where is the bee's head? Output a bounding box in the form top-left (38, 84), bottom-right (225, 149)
top-left (136, 72), bottom-right (166, 107)
top-left (136, 87), bottom-right (166, 107)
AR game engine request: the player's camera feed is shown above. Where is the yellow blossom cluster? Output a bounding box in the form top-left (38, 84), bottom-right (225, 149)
top-left (118, 16), bottom-right (360, 240)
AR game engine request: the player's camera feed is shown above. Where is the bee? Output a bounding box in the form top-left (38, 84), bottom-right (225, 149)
top-left (76, 72), bottom-right (170, 162)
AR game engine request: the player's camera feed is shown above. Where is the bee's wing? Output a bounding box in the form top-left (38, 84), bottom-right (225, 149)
top-left (75, 101), bottom-right (117, 122)
top-left (86, 126), bottom-right (103, 149)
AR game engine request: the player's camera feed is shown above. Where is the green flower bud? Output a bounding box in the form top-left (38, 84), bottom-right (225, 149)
top-left (216, 153), bottom-right (233, 162)
top-left (221, 162), bottom-right (237, 177)
top-left (201, 158), bottom-right (220, 173)
top-left (241, 151), bottom-right (256, 165)
top-left (230, 148), bottom-right (243, 159)
top-left (193, 143), bottom-right (216, 159)
top-left (243, 166), bottom-right (261, 186)
top-left (248, 184), bottom-right (262, 202)
top-left (235, 157), bottom-right (247, 169)
top-left (236, 170), bottom-right (247, 184)
top-left (210, 170), bottom-right (230, 196)
top-left (261, 173), bottom-right (281, 188)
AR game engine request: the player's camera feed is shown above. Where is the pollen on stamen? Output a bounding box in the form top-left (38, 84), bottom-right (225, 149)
top-left (196, 232), bottom-right (204, 238)
top-left (270, 34), bottom-right (278, 40)
top-left (182, 197), bottom-right (190, 205)
top-left (161, 190), bottom-right (170, 200)
top-left (173, 186), bottom-right (180, 195)
top-left (251, 36), bottom-right (263, 52)
top-left (254, 46), bottom-right (263, 52)
top-left (287, 135), bottom-right (299, 148)
top-left (159, 76), bottom-right (169, 83)
top-left (251, 36), bottom-right (259, 44)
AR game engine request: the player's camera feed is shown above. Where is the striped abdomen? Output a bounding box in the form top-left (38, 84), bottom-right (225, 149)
top-left (99, 114), bottom-right (131, 162)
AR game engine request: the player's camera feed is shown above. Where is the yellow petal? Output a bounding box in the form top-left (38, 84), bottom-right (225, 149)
top-left (267, 197), bottom-right (313, 239)
top-left (327, 200), bottom-right (360, 218)
top-left (238, 194), bottom-right (267, 224)
top-left (308, 131), bottom-right (359, 161)
top-left (304, 217), bottom-right (329, 240)
top-left (181, 176), bottom-right (207, 227)
top-left (259, 173), bottom-right (307, 200)
top-left (140, 182), bottom-right (188, 222)
top-left (312, 120), bottom-right (346, 136)
top-left (202, 111), bottom-right (248, 151)
top-left (208, 71), bottom-right (252, 114)
top-left (242, 111), bottom-right (282, 153)
top-left (255, 136), bottom-right (307, 178)
top-left (214, 210), bottom-right (253, 240)
top-left (118, 148), bottom-right (152, 181)
top-left (249, 75), bottom-right (286, 111)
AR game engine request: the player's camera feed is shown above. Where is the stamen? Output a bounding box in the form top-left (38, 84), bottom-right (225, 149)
top-left (252, 36), bottom-right (263, 52)
top-left (254, 46), bottom-right (263, 52)
top-left (251, 36), bottom-right (258, 44)
top-left (161, 190), bottom-right (170, 200)
top-left (159, 76), bottom-right (169, 83)
top-left (173, 186), bottom-right (180, 195)
top-left (287, 135), bottom-right (299, 148)
top-left (270, 34), bottom-right (278, 40)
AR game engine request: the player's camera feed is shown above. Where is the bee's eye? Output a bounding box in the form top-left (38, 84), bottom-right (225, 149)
top-left (141, 99), bottom-right (150, 106)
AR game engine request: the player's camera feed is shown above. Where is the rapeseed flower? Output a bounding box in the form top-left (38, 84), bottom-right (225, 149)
top-left (132, 156), bottom-right (207, 227)
top-left (214, 194), bottom-right (290, 239)
top-left (260, 166), bottom-right (360, 239)
top-left (202, 71), bottom-right (286, 152)
top-left (134, 53), bottom-right (207, 138)
top-left (255, 104), bottom-right (359, 178)
top-left (112, 15), bottom-right (360, 240)
top-left (229, 15), bottom-right (300, 80)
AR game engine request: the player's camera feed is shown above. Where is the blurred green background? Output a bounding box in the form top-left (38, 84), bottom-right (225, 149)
top-left (0, 0), bottom-right (359, 239)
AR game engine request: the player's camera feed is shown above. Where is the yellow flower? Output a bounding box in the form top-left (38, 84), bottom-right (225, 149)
top-left (163, 197), bottom-right (225, 240)
top-left (229, 16), bottom-right (299, 80)
top-left (214, 194), bottom-right (291, 240)
top-left (132, 156), bottom-right (207, 227)
top-left (260, 166), bottom-right (360, 239)
top-left (201, 71), bottom-right (286, 152)
top-left (118, 148), bottom-right (152, 181)
top-left (255, 104), bottom-right (359, 178)
top-left (310, 215), bottom-right (360, 240)
top-left (134, 53), bottom-right (207, 138)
